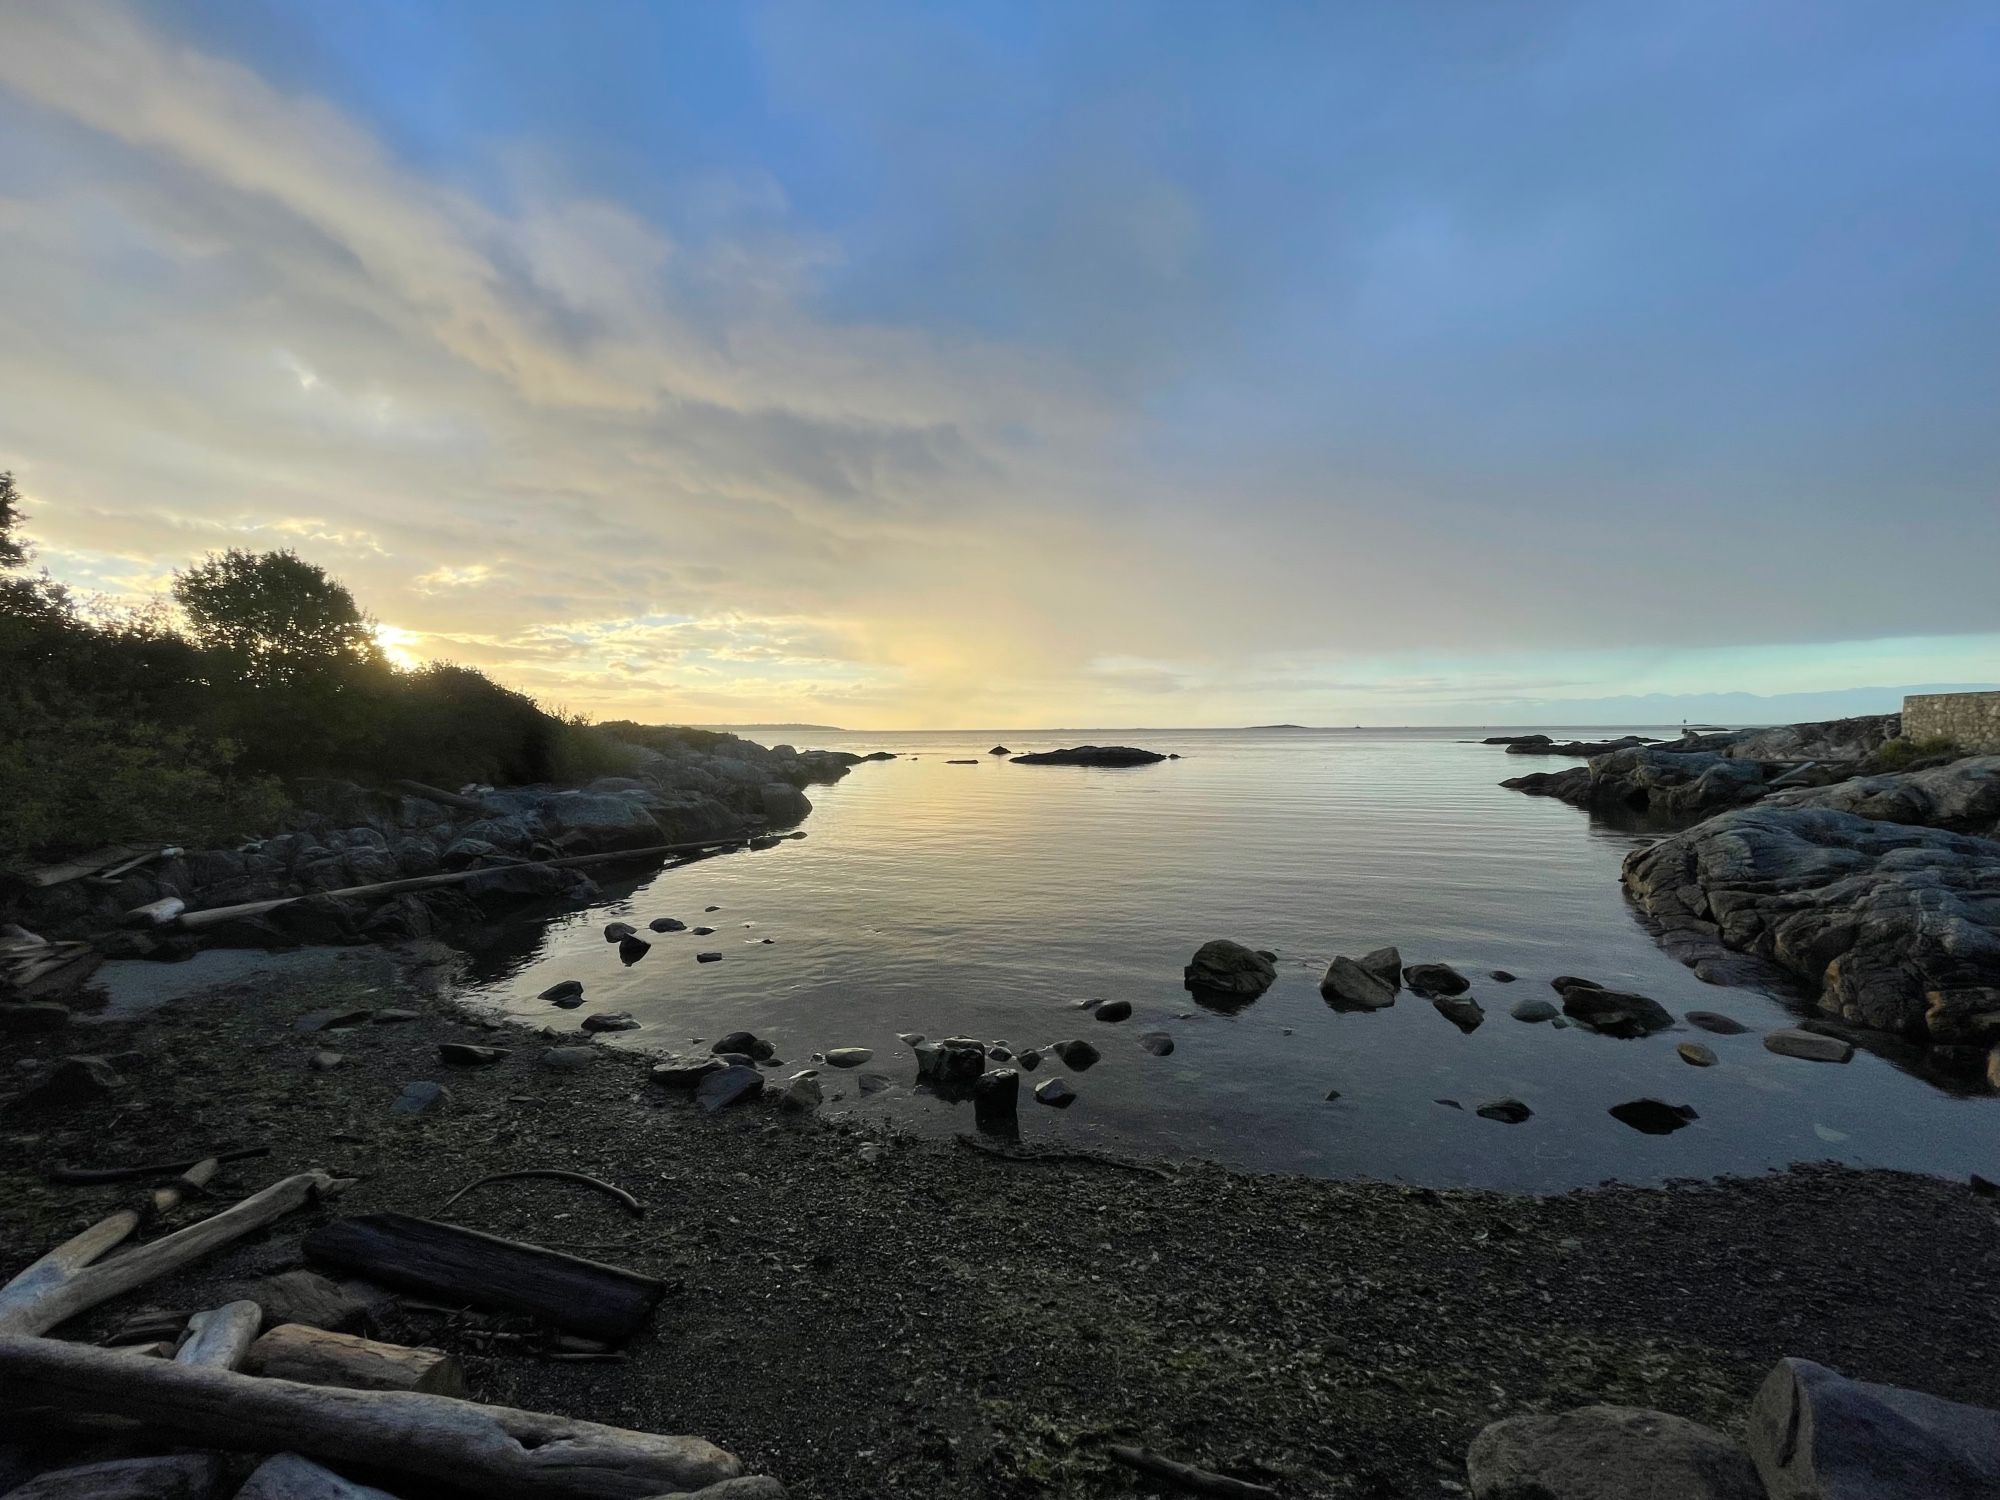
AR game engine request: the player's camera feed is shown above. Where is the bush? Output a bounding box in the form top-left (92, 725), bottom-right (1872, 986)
top-left (1867, 736), bottom-right (1964, 772)
top-left (548, 717), bottom-right (649, 784)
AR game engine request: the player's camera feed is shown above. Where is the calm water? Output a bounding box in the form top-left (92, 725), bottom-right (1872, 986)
top-left (459, 728), bottom-right (1998, 1191)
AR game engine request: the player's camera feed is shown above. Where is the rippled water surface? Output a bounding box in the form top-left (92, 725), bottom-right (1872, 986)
top-left (459, 728), bottom-right (1997, 1190)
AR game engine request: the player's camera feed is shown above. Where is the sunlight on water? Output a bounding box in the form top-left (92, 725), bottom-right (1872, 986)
top-left (459, 729), bottom-right (1997, 1190)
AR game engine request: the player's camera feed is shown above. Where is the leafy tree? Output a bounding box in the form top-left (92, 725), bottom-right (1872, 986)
top-left (172, 548), bottom-right (382, 687)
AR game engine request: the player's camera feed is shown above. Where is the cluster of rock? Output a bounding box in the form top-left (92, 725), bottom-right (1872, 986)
top-left (9, 730), bottom-right (874, 955)
top-left (1008, 745), bottom-right (1170, 766)
top-left (1494, 733), bottom-right (1657, 756)
top-left (1467, 1356), bottom-right (2000, 1499)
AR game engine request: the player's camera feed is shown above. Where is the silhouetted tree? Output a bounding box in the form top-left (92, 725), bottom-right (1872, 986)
top-left (0, 471), bottom-right (26, 569)
top-left (173, 548), bottom-right (382, 688)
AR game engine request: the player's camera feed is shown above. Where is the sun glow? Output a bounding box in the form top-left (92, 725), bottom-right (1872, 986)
top-left (372, 622), bottom-right (424, 670)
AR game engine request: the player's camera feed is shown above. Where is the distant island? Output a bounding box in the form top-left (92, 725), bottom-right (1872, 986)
top-left (1247, 723), bottom-right (1309, 729)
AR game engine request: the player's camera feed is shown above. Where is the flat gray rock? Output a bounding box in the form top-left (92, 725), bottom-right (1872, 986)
top-left (390, 1080), bottom-right (448, 1115)
top-left (824, 1047), bottom-right (874, 1068)
top-left (1748, 1356), bottom-right (2000, 1500)
top-left (1510, 999), bottom-right (1559, 1023)
top-left (1469, 1404), bottom-right (1761, 1500)
top-left (1765, 1028), bottom-right (1854, 1063)
top-left (696, 1063), bottom-right (765, 1114)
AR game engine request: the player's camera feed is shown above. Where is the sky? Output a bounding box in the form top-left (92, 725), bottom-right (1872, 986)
top-left (0, 0), bottom-right (1995, 728)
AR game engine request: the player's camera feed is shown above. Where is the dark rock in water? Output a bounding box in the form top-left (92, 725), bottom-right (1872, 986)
top-left (538, 1045), bottom-right (597, 1071)
top-left (1431, 995), bottom-right (1485, 1033)
top-left (439, 1042), bottom-right (508, 1065)
top-left (1476, 1098), bottom-right (1533, 1124)
top-left (1075, 998), bottom-right (1102, 1011)
top-left (538, 980), bottom-right (584, 1005)
top-left (1748, 1356), bottom-right (2000, 1500)
top-left (915, 1037), bottom-right (988, 1084)
top-left (1358, 946), bottom-right (1403, 987)
top-left (988, 745), bottom-right (1011, 755)
top-left (391, 1080), bottom-right (449, 1116)
top-left (1559, 984), bottom-right (1674, 1038)
top-left (897, 1031), bottom-right (924, 1045)
top-left (1507, 745), bottom-right (1771, 818)
top-left (1184, 939), bottom-right (1278, 1003)
top-left (1678, 1042), bottom-right (1718, 1067)
top-left (0, 1002), bottom-right (71, 1033)
top-left (1686, 1010), bottom-right (1752, 1035)
top-left (1035, 1077), bottom-right (1076, 1108)
top-left (946, 759), bottom-right (979, 764)
top-left (1138, 1032), bottom-right (1175, 1056)
top-left (1436, 1098), bottom-right (1463, 1110)
top-left (1504, 734), bottom-right (1656, 757)
top-left (712, 1031), bottom-right (775, 1060)
top-left (1610, 1098), bottom-right (1698, 1135)
top-left (652, 1056), bottom-right (725, 1089)
top-left (1015, 1047), bottom-right (1042, 1070)
top-left (1764, 1028), bottom-right (1854, 1063)
top-left (1093, 999), bottom-right (1133, 1023)
top-left (1469, 1404), bottom-right (1762, 1500)
top-left (1404, 962), bottom-right (1471, 996)
top-left (695, 951), bottom-right (723, 963)
top-left (696, 1064), bottom-right (765, 1114)
top-left (973, 1068), bottom-right (1020, 1133)
top-left (618, 935), bottom-right (650, 965)
top-left (824, 1047), bottom-right (873, 1068)
top-left (603, 921), bottom-right (637, 942)
top-left (1052, 1038), bottom-right (1102, 1071)
top-left (705, 905), bottom-right (722, 912)
top-left (1010, 745), bottom-right (1166, 766)
top-left (582, 1012), bottom-right (640, 1033)
top-left (1510, 999), bottom-right (1559, 1023)
top-left (1321, 956), bottom-right (1398, 1010)
top-left (691, 926), bottom-right (716, 936)
top-left (1489, 969), bottom-right (1517, 983)
top-left (859, 751), bottom-right (897, 761)
top-left (649, 916), bottom-right (688, 933)
top-left (1324, 1089), bottom-right (1342, 1102)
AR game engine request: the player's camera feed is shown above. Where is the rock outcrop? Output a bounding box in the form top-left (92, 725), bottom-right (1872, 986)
top-left (1505, 746), bottom-right (1769, 819)
top-left (1009, 745), bottom-right (1167, 767)
top-left (1765, 755), bottom-right (2000, 837)
top-left (1503, 734), bottom-right (1656, 757)
top-left (1674, 712), bottom-right (1901, 763)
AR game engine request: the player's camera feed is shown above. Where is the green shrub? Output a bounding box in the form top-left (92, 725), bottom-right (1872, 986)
top-left (1869, 735), bottom-right (1964, 771)
top-left (548, 716), bottom-right (649, 784)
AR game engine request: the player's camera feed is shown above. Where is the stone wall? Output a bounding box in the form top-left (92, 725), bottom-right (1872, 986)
top-left (1902, 691), bottom-right (2000, 752)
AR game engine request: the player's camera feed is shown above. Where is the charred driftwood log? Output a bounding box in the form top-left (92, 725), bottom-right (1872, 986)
top-left (245, 1323), bottom-right (466, 1396)
top-left (303, 1213), bottom-right (664, 1343)
top-left (0, 1335), bottom-right (747, 1500)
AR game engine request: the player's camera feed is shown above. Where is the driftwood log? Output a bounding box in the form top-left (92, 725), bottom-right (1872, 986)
top-left (0, 1171), bottom-right (341, 1336)
top-left (303, 1213), bottom-right (664, 1343)
top-left (1106, 1446), bottom-right (1280, 1500)
top-left (437, 1169), bottom-right (645, 1219)
top-left (0, 1453), bottom-right (222, 1499)
top-left (246, 1322), bottom-right (466, 1396)
top-left (48, 1146), bottom-right (268, 1186)
top-left (0, 1334), bottom-right (746, 1500)
top-left (0, 1157), bottom-right (221, 1328)
top-left (174, 1300), bottom-right (264, 1370)
top-left (236, 1452), bottom-right (403, 1499)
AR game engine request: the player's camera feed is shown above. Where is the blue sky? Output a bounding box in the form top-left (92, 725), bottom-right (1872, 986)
top-left (0, 1), bottom-right (1994, 725)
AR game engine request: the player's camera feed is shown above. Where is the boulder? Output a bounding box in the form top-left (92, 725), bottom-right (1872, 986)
top-left (760, 782), bottom-right (813, 827)
top-left (1475, 1098), bottom-right (1533, 1124)
top-left (538, 979), bottom-right (584, 1005)
top-left (603, 921), bottom-right (637, 941)
top-left (1764, 1028), bottom-right (1855, 1063)
top-left (1035, 1077), bottom-right (1076, 1108)
top-left (915, 1037), bottom-right (988, 1084)
top-left (1093, 999), bottom-right (1133, 1023)
top-left (696, 1064), bottom-right (765, 1114)
top-left (1184, 940), bottom-right (1278, 1001)
top-left (1432, 995), bottom-right (1485, 1033)
top-left (1052, 1038), bottom-right (1101, 1071)
top-left (1747, 1356), bottom-right (2000, 1500)
top-left (777, 1071), bottom-right (823, 1113)
top-left (988, 745), bottom-right (1011, 755)
top-left (1557, 984), bottom-right (1675, 1038)
top-left (617, 934), bottom-right (651, 964)
top-left (973, 1068), bottom-right (1020, 1131)
top-left (1321, 956), bottom-right (1398, 1010)
top-left (1010, 745), bottom-right (1166, 766)
top-left (1358, 945), bottom-right (1404, 987)
top-left (1404, 963), bottom-right (1471, 996)
top-left (649, 916), bottom-right (688, 933)
top-left (712, 1031), bottom-right (775, 1060)
top-left (1468, 1405), bottom-right (1762, 1500)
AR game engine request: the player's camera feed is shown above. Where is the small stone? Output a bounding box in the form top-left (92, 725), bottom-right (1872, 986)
top-left (1678, 1041), bottom-right (1718, 1067)
top-left (695, 951), bottom-right (723, 963)
top-left (778, 1071), bottom-right (823, 1112)
top-left (704, 905), bottom-right (722, 912)
top-left (1138, 1032), bottom-right (1175, 1055)
top-left (648, 917), bottom-right (688, 932)
top-left (1685, 1010), bottom-right (1751, 1035)
top-left (1489, 969), bottom-right (1517, 983)
top-left (824, 1047), bottom-right (874, 1068)
top-left (691, 926), bottom-right (716, 936)
top-left (651, 1056), bottom-right (724, 1089)
top-left (439, 1043), bottom-right (507, 1066)
top-left (897, 1032), bottom-right (924, 1045)
top-left (537, 980), bottom-right (584, 1005)
top-left (537, 1046), bottom-right (597, 1071)
top-left (1476, 1097), bottom-right (1533, 1124)
top-left (581, 1012), bottom-right (640, 1033)
top-left (618, 935), bottom-right (650, 964)
top-left (696, 1064), bottom-right (764, 1114)
top-left (1034, 1077), bottom-right (1076, 1108)
top-left (1093, 999), bottom-right (1133, 1023)
top-left (391, 1081), bottom-right (448, 1116)
top-left (308, 1049), bottom-right (345, 1073)
top-left (1015, 1047), bottom-right (1042, 1070)
top-left (1435, 1098), bottom-right (1463, 1110)
top-left (1323, 1088), bottom-right (1342, 1101)
top-left (1053, 1038), bottom-right (1101, 1071)
top-left (1510, 999), bottom-right (1559, 1023)
top-left (603, 921), bottom-right (636, 942)
top-left (1764, 1028), bottom-right (1854, 1063)
top-left (297, 1007), bottom-right (374, 1032)
top-left (1432, 994), bottom-right (1485, 1033)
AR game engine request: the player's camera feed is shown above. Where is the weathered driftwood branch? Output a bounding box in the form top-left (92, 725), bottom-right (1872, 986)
top-left (49, 1146), bottom-right (268, 1185)
top-left (304, 1213), bottom-right (664, 1343)
top-left (247, 1322), bottom-right (466, 1396)
top-left (438, 1169), bottom-right (645, 1220)
top-left (237, 1453), bottom-right (404, 1500)
top-left (0, 1171), bottom-right (341, 1336)
top-left (0, 1334), bottom-right (747, 1500)
top-left (174, 1299), bottom-right (264, 1370)
top-left (1106, 1445), bottom-right (1281, 1500)
top-left (0, 1452), bottom-right (222, 1499)
top-left (176, 838), bottom-right (754, 931)
top-left (0, 1158), bottom-right (221, 1326)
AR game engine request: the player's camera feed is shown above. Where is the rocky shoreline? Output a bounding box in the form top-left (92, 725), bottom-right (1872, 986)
top-left (3, 945), bottom-right (1999, 1499)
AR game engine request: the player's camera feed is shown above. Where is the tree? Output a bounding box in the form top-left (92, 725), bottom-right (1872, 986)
top-left (172, 548), bottom-right (382, 688)
top-left (0, 471), bottom-right (27, 569)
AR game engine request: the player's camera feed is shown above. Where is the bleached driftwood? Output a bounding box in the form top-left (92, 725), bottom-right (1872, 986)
top-left (246, 1322), bottom-right (466, 1396)
top-left (0, 1335), bottom-right (747, 1500)
top-left (236, 1453), bottom-right (404, 1500)
top-left (0, 1453), bottom-right (221, 1499)
top-left (1106, 1446), bottom-right (1280, 1500)
top-left (175, 1299), bottom-right (264, 1370)
top-left (0, 1171), bottom-right (341, 1336)
top-left (0, 1158), bottom-right (221, 1327)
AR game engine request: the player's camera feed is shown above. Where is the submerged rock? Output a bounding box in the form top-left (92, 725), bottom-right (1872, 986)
top-left (617, 935), bottom-right (650, 964)
top-left (538, 980), bottom-right (584, 1005)
top-left (1404, 962), bottom-right (1471, 996)
top-left (712, 1031), bottom-right (775, 1060)
top-left (1358, 946), bottom-right (1403, 987)
top-left (1431, 995), bottom-right (1485, 1034)
top-left (1052, 1038), bottom-right (1101, 1071)
top-left (1556, 983), bottom-right (1675, 1038)
top-left (1475, 1098), bottom-right (1533, 1124)
top-left (988, 745), bottom-right (1011, 755)
top-left (1510, 999), bottom-right (1559, 1023)
top-left (1138, 1032), bottom-right (1175, 1056)
top-left (1469, 1404), bottom-right (1762, 1500)
top-left (1764, 1028), bottom-right (1855, 1063)
top-left (1184, 939), bottom-right (1278, 1002)
top-left (603, 921), bottom-right (637, 942)
top-left (581, 1012), bottom-right (639, 1033)
top-left (915, 1037), bottom-right (988, 1084)
top-left (1609, 1098), bottom-right (1698, 1135)
top-left (695, 951), bottom-right (723, 963)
